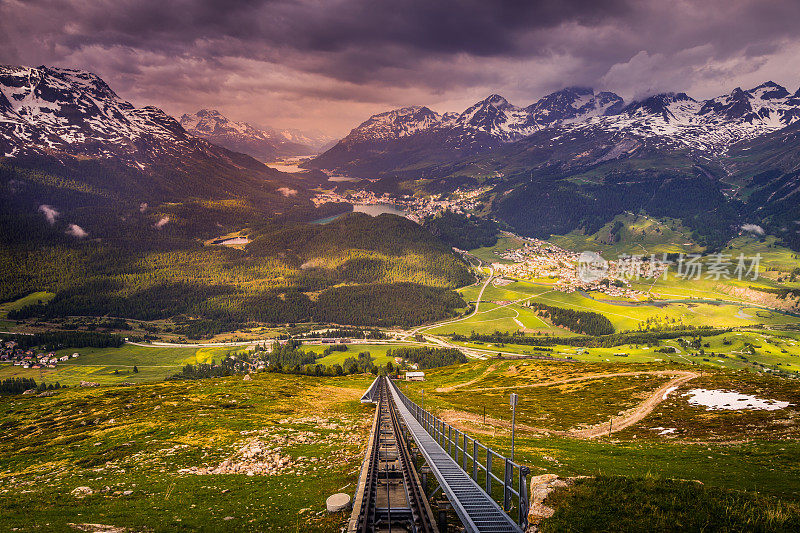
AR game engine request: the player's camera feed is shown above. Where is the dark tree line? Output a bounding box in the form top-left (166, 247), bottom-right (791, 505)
top-left (0, 378), bottom-right (62, 395)
top-left (2, 331), bottom-right (122, 350)
top-left (423, 211), bottom-right (500, 250)
top-left (314, 283), bottom-right (466, 327)
top-left (527, 303), bottom-right (615, 336)
top-left (287, 328), bottom-right (387, 340)
top-left (387, 346), bottom-right (467, 369)
top-left (456, 326), bottom-right (729, 349)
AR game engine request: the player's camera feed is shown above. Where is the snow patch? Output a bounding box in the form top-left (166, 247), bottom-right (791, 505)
top-left (154, 216), bottom-right (170, 229)
top-left (683, 389), bottom-right (791, 411)
top-left (277, 187), bottom-right (297, 197)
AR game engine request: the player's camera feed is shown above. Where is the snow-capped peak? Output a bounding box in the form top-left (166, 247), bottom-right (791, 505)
top-left (179, 109), bottom-right (321, 159)
top-left (0, 64), bottom-right (191, 162)
top-left (526, 87), bottom-right (624, 126)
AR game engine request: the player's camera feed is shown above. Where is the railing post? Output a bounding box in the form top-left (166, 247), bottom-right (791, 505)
top-left (485, 451), bottom-right (492, 494)
top-left (503, 458), bottom-right (512, 512)
top-left (472, 440), bottom-right (478, 482)
top-left (519, 466), bottom-right (530, 530)
top-left (463, 434), bottom-right (468, 470)
top-left (447, 425), bottom-right (452, 455)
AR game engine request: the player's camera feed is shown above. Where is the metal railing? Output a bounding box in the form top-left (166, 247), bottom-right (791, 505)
top-left (391, 381), bottom-right (530, 530)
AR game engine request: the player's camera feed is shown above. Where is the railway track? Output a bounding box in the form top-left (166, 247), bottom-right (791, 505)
top-left (350, 376), bottom-right (438, 533)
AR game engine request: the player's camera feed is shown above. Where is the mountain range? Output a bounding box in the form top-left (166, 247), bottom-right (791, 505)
top-left (179, 109), bottom-right (335, 161)
top-left (0, 65), bottom-right (326, 203)
top-left (0, 65), bottom-right (329, 250)
top-left (308, 82), bottom-right (800, 250)
top-left (310, 83), bottom-right (800, 177)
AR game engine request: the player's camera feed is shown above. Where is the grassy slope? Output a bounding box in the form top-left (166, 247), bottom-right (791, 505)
top-left (453, 329), bottom-right (800, 374)
top-left (308, 343), bottom-right (417, 367)
top-left (549, 213), bottom-right (705, 256)
top-left (0, 373), bottom-right (376, 532)
top-left (0, 344), bottom-right (243, 385)
top-left (397, 359), bottom-right (800, 502)
top-left (542, 476), bottom-right (800, 532)
top-left (0, 291), bottom-right (55, 319)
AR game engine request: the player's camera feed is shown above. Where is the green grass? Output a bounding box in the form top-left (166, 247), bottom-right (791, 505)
top-left (549, 213), bottom-right (705, 257)
top-left (0, 291), bottom-right (54, 318)
top-left (399, 359), bottom-right (676, 431)
top-left (468, 236), bottom-right (528, 265)
top-left (451, 328), bottom-right (800, 374)
top-left (0, 372), bottom-right (376, 532)
top-left (541, 476), bottom-right (800, 532)
top-left (0, 344), bottom-right (243, 385)
top-left (435, 276), bottom-right (800, 337)
top-left (306, 343), bottom-right (415, 367)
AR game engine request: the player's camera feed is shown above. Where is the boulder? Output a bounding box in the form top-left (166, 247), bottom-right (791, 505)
top-left (326, 493), bottom-right (351, 513)
top-left (243, 374), bottom-right (252, 381)
top-left (528, 474), bottom-right (570, 526)
top-left (71, 486), bottom-right (94, 497)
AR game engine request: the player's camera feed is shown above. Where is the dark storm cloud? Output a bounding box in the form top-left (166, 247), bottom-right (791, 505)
top-left (2, 0), bottom-right (800, 135)
top-left (3, 0), bottom-right (631, 81)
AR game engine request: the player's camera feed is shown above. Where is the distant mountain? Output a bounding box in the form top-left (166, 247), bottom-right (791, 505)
top-left (0, 65), bottom-right (312, 227)
top-left (308, 83), bottom-right (800, 178)
top-left (179, 109), bottom-right (333, 160)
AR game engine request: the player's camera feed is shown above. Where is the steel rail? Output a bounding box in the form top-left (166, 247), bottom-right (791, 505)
top-left (350, 377), bottom-right (437, 533)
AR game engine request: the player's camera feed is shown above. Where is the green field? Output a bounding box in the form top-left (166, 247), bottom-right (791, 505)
top-left (0, 344), bottom-right (243, 385)
top-left (550, 213), bottom-right (705, 256)
top-left (452, 329), bottom-right (800, 373)
top-left (305, 343), bottom-right (417, 367)
top-left (427, 275), bottom-right (800, 337)
top-left (0, 373), bottom-right (375, 532)
top-left (0, 291), bottom-right (54, 319)
top-left (468, 235), bottom-right (528, 265)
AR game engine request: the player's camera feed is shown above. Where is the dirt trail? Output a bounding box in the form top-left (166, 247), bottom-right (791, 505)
top-left (436, 370), bottom-right (698, 439)
top-left (468, 370), bottom-right (696, 392)
top-left (565, 371), bottom-right (698, 438)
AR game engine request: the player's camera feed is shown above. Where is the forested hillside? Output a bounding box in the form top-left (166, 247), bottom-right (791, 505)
top-left (3, 212), bottom-right (471, 335)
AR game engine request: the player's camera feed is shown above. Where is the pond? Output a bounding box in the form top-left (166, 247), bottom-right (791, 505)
top-left (312, 203), bottom-right (408, 224)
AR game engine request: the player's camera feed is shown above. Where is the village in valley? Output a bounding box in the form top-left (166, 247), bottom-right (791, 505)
top-left (0, 339), bottom-right (80, 369)
top-left (311, 187), bottom-right (489, 222)
top-left (488, 237), bottom-right (668, 300)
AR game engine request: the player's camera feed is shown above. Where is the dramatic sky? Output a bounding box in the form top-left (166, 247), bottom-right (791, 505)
top-left (2, 0), bottom-right (800, 137)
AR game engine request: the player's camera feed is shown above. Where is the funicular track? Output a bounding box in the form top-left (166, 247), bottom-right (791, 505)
top-left (350, 377), bottom-right (438, 533)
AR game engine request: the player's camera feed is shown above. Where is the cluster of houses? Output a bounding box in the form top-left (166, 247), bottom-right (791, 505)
top-left (491, 237), bottom-right (665, 300)
top-left (311, 188), bottom-right (485, 223)
top-left (0, 340), bottom-right (78, 369)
